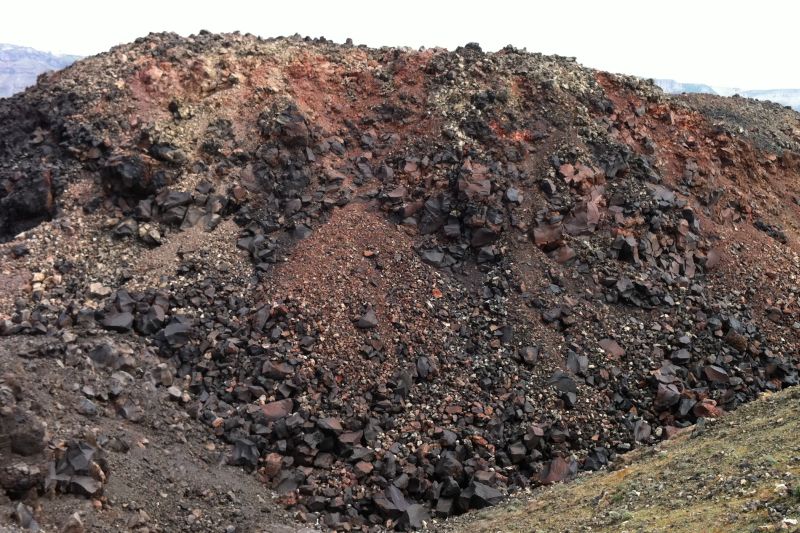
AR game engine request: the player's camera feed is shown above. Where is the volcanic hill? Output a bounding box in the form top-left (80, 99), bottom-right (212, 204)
top-left (1, 31), bottom-right (799, 532)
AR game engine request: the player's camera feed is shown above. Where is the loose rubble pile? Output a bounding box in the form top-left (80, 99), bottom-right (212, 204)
top-left (1, 32), bottom-right (799, 531)
top-left (1, 369), bottom-right (108, 532)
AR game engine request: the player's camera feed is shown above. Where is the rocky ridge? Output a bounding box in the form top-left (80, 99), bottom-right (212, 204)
top-left (0, 31), bottom-right (799, 531)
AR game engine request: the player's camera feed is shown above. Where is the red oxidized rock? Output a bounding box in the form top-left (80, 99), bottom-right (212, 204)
top-left (693, 399), bottom-right (724, 418)
top-left (539, 456), bottom-right (578, 484)
top-left (261, 399), bottom-right (294, 420)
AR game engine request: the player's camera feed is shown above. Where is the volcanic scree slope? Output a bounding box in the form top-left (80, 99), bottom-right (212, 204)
top-left (0, 32), bottom-right (799, 531)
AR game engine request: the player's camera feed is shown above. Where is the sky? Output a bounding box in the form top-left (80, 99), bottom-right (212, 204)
top-left (2, 0), bottom-right (799, 90)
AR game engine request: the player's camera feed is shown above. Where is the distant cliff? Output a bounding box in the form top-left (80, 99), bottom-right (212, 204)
top-left (656, 78), bottom-right (800, 111)
top-left (736, 88), bottom-right (800, 111)
top-left (653, 78), bottom-right (717, 95)
top-left (0, 44), bottom-right (80, 97)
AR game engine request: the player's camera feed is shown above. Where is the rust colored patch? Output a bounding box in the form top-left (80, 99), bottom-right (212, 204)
top-left (261, 203), bottom-right (450, 406)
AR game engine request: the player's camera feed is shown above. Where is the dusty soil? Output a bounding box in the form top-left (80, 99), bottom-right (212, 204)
top-left (0, 335), bottom-right (313, 532)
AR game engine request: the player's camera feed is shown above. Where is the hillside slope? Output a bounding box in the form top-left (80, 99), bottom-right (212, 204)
top-left (0, 32), bottom-right (799, 531)
top-left (448, 386), bottom-right (800, 532)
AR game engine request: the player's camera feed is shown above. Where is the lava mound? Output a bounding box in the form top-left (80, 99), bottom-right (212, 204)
top-left (1, 32), bottom-right (800, 531)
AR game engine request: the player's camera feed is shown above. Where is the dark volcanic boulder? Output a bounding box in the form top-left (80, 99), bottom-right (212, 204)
top-left (0, 406), bottom-right (47, 456)
top-left (0, 170), bottom-right (54, 239)
top-left (259, 103), bottom-right (311, 148)
top-left (101, 155), bottom-right (164, 197)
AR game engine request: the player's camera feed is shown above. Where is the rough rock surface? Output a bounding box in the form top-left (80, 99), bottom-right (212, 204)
top-left (0, 32), bottom-right (799, 531)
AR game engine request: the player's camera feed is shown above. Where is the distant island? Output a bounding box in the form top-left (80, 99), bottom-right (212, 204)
top-left (655, 78), bottom-right (800, 111)
top-left (0, 44), bottom-right (80, 97)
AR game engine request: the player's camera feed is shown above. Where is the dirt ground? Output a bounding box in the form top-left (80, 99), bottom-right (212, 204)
top-left (0, 335), bottom-right (316, 532)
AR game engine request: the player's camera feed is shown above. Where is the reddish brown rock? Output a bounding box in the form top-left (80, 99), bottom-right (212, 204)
top-left (704, 365), bottom-right (730, 384)
top-left (262, 452), bottom-right (284, 479)
top-left (261, 399), bottom-right (294, 420)
top-left (533, 224), bottom-right (563, 247)
top-left (724, 329), bottom-right (748, 352)
top-left (693, 399), bottom-right (724, 418)
top-left (539, 456), bottom-right (578, 484)
top-left (354, 461), bottom-right (374, 477)
top-left (599, 338), bottom-right (625, 358)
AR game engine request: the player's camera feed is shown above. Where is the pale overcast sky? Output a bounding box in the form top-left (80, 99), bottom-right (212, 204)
top-left (2, 0), bottom-right (799, 89)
